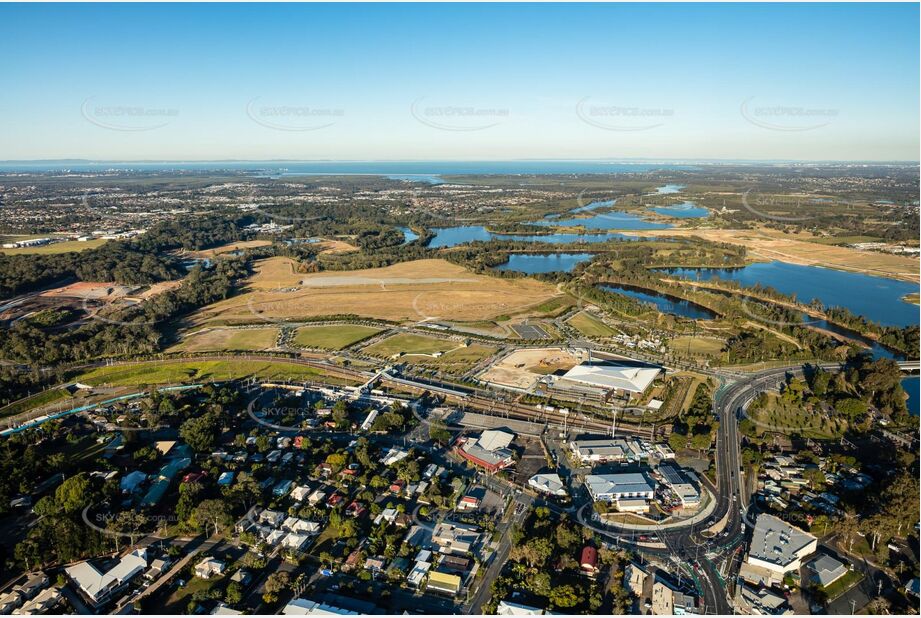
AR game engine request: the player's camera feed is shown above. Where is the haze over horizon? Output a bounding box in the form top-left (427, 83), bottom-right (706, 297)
top-left (2, 3), bottom-right (918, 162)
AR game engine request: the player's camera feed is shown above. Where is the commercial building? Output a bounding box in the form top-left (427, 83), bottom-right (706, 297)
top-left (585, 473), bottom-right (655, 510)
top-left (743, 514), bottom-right (817, 584)
top-left (546, 360), bottom-right (662, 403)
top-left (657, 463), bottom-right (701, 507)
top-left (569, 438), bottom-right (634, 464)
top-left (456, 429), bottom-right (515, 473)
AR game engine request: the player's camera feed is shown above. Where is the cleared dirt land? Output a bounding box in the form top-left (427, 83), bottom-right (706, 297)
top-left (190, 239), bottom-right (272, 257)
top-left (362, 333), bottom-right (497, 372)
top-left (173, 327), bottom-right (279, 353)
top-left (194, 257), bottom-right (561, 325)
top-left (481, 347), bottom-right (584, 390)
top-left (293, 324), bottom-right (382, 350)
top-left (636, 227), bottom-right (918, 283)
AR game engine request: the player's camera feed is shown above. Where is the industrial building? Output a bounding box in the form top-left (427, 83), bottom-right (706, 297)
top-left (569, 438), bottom-right (636, 464)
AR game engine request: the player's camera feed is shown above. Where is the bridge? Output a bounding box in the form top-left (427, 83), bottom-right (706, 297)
top-left (898, 360), bottom-right (920, 373)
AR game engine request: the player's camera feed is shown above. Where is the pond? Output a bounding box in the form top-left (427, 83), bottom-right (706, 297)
top-left (426, 226), bottom-right (643, 249)
top-left (657, 262), bottom-right (919, 328)
top-left (654, 184), bottom-right (685, 194)
top-left (494, 253), bottom-right (594, 274)
top-left (599, 283), bottom-right (717, 320)
top-left (400, 227), bottom-right (420, 244)
top-left (650, 201), bottom-right (709, 219)
top-left (902, 377), bottom-right (919, 416)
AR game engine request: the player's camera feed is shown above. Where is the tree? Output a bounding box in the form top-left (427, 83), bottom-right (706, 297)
top-left (262, 571), bottom-right (289, 604)
top-left (225, 581), bottom-right (243, 605)
top-left (549, 584), bottom-right (579, 609)
top-left (180, 413), bottom-right (219, 452)
top-left (55, 474), bottom-right (91, 514)
top-left (428, 419), bottom-right (451, 445)
top-left (191, 499), bottom-right (232, 537)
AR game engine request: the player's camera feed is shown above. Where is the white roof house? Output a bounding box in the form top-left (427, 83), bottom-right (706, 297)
top-left (746, 514), bottom-right (817, 574)
top-left (528, 473), bottom-right (568, 497)
top-left (559, 361), bottom-right (662, 394)
top-left (496, 600), bottom-right (546, 615)
top-left (194, 557), bottom-right (226, 580)
top-left (65, 548), bottom-right (148, 606)
top-left (290, 485), bottom-right (312, 502)
top-left (805, 554), bottom-right (849, 587)
top-left (283, 598), bottom-right (359, 615)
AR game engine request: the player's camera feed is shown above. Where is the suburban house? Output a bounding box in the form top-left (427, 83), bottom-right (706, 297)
top-left (65, 548), bottom-right (148, 608)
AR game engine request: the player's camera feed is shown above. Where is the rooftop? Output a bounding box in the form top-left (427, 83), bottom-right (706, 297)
top-left (559, 361), bottom-right (661, 393)
top-left (749, 514), bottom-right (817, 569)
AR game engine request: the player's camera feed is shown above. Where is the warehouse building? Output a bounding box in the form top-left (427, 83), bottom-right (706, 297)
top-left (455, 429), bottom-right (515, 473)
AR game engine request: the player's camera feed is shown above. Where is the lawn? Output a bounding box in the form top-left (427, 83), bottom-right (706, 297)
top-left (0, 238), bottom-right (109, 255)
top-left (745, 392), bottom-right (845, 439)
top-left (567, 311), bottom-right (617, 337)
top-left (0, 388), bottom-right (73, 419)
top-left (668, 336), bottom-right (725, 358)
top-left (362, 333), bottom-right (496, 373)
top-left (174, 328), bottom-right (279, 353)
top-left (362, 333), bottom-right (457, 358)
top-left (820, 569), bottom-right (864, 600)
top-left (72, 359), bottom-right (357, 387)
top-left (293, 324), bottom-right (383, 350)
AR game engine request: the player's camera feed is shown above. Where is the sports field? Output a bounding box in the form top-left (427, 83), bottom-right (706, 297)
top-left (567, 311), bottom-right (617, 337)
top-left (293, 324), bottom-right (383, 350)
top-left (174, 327), bottom-right (279, 352)
top-left (362, 333), bottom-right (497, 372)
top-left (194, 257), bottom-right (561, 324)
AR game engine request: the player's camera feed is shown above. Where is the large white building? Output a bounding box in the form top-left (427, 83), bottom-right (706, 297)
top-left (569, 438), bottom-right (635, 464)
top-left (547, 360), bottom-right (662, 403)
top-left (744, 514), bottom-right (817, 577)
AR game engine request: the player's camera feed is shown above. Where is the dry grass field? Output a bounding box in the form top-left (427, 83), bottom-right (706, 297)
top-left (362, 332), bottom-right (497, 372)
top-left (173, 327), bottom-right (279, 352)
top-left (193, 257), bottom-right (562, 325)
top-left (0, 238), bottom-right (109, 255)
top-left (637, 227), bottom-right (918, 282)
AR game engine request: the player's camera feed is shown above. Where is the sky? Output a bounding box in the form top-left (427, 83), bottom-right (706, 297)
top-left (0, 3), bottom-right (918, 162)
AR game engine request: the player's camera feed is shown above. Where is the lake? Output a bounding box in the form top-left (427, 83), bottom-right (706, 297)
top-left (651, 201), bottom-right (709, 218)
top-left (399, 226), bottom-right (420, 244)
top-left (599, 283), bottom-right (717, 320)
top-left (903, 377), bottom-right (919, 416)
top-left (494, 253), bottom-right (594, 274)
top-left (654, 184), bottom-right (685, 194)
top-left (426, 226), bottom-right (642, 249)
top-left (658, 262), bottom-right (919, 328)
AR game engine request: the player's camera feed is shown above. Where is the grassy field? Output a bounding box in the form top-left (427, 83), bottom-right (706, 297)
top-left (194, 257), bottom-right (561, 325)
top-left (0, 388), bottom-right (73, 419)
top-left (191, 239), bottom-right (272, 257)
top-left (363, 333), bottom-right (457, 357)
top-left (173, 327), bottom-right (279, 353)
top-left (72, 359), bottom-right (355, 387)
top-left (668, 336), bottom-right (725, 358)
top-left (0, 238), bottom-right (109, 255)
top-left (567, 311), bottom-right (617, 337)
top-left (293, 324), bottom-right (383, 350)
top-left (746, 392), bottom-right (845, 439)
top-left (362, 333), bottom-right (496, 372)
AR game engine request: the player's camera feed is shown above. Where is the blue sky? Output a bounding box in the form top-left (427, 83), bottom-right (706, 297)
top-left (0, 3), bottom-right (918, 161)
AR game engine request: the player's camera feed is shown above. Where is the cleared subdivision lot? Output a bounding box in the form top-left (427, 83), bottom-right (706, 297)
top-left (173, 327), bottom-right (279, 352)
top-left (193, 257), bottom-right (562, 324)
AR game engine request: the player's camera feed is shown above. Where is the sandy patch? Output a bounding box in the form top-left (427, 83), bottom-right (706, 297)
top-left (481, 347), bottom-right (584, 390)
